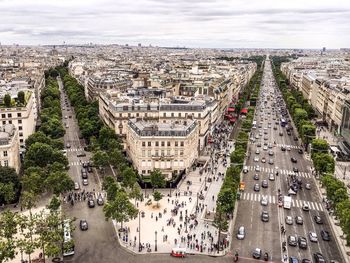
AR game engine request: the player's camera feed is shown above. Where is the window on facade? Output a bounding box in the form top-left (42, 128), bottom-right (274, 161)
top-left (4, 160), bottom-right (8, 167)
top-left (142, 170), bottom-right (146, 174)
top-left (8, 120), bottom-right (12, 124)
top-left (175, 141), bottom-right (178, 147)
top-left (148, 142), bottom-right (151, 146)
top-left (136, 113), bottom-right (139, 117)
top-left (167, 141), bottom-right (171, 146)
top-left (171, 113), bottom-right (174, 117)
top-left (20, 139), bottom-right (23, 143)
top-left (175, 150), bottom-right (178, 155)
top-left (180, 150), bottom-right (184, 156)
top-left (2, 121), bottom-right (5, 125)
top-left (155, 141), bottom-right (159, 146)
top-left (1, 114), bottom-right (5, 118)
top-left (17, 113), bottom-right (22, 117)
top-left (18, 119), bottom-right (22, 124)
top-left (179, 113), bottom-right (181, 117)
top-left (198, 113), bottom-right (201, 118)
top-left (161, 141), bottom-right (165, 147)
top-left (128, 113), bottom-right (131, 118)
top-left (155, 150), bottom-right (159, 156)
top-left (8, 114), bottom-right (12, 118)
top-left (180, 141), bottom-right (184, 147)
top-left (4, 151), bottom-right (8, 157)
top-left (19, 132), bottom-right (23, 137)
top-left (119, 113), bottom-right (122, 117)
top-left (167, 150), bottom-right (171, 155)
top-left (148, 150), bottom-right (151, 156)
top-left (142, 142), bottom-right (146, 147)
top-left (142, 150), bottom-right (145, 157)
top-left (163, 113), bottom-right (166, 117)
top-left (19, 126), bottom-right (22, 130)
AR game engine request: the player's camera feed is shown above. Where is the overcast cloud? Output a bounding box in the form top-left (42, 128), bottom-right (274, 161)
top-left (0, 0), bottom-right (349, 48)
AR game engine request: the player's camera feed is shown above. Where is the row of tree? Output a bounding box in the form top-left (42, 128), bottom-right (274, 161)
top-left (214, 57), bottom-right (265, 240)
top-left (270, 56), bottom-right (316, 147)
top-left (0, 67), bottom-right (75, 262)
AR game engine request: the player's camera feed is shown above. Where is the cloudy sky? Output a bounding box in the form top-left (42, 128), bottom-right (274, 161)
top-left (0, 0), bottom-right (349, 48)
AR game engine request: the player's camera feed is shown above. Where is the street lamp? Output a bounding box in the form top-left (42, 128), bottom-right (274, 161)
top-left (138, 211), bottom-right (142, 252)
top-left (155, 231), bottom-right (157, 252)
top-left (185, 210), bottom-right (188, 233)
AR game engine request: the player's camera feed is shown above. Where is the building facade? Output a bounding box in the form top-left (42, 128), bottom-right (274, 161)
top-left (126, 119), bottom-right (199, 178)
top-left (0, 124), bottom-right (20, 173)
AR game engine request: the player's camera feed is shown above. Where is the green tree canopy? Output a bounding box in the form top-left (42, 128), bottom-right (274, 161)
top-left (17, 91), bottom-right (25, 105)
top-left (150, 169), bottom-right (166, 189)
top-left (3, 94), bottom-right (11, 107)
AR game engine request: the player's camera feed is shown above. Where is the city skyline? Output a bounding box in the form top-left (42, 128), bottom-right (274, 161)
top-left (0, 0), bottom-right (350, 49)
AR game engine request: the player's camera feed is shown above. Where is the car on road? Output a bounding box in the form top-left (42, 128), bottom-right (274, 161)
top-left (66, 143), bottom-right (71, 148)
top-left (236, 226), bottom-right (245, 240)
top-left (313, 253), bottom-right (326, 263)
top-left (260, 196), bottom-right (268, 206)
top-left (87, 166), bottom-right (93, 173)
top-left (289, 256), bottom-right (299, 263)
top-left (288, 235), bottom-right (297, 246)
top-left (298, 236), bottom-right (307, 249)
top-left (286, 145), bottom-right (291, 151)
top-left (261, 180), bottom-right (268, 188)
top-left (263, 145), bottom-right (268, 151)
top-left (285, 216), bottom-right (293, 225)
top-left (257, 142), bottom-right (262, 147)
top-left (302, 203), bottom-right (310, 211)
top-left (305, 183), bottom-right (311, 190)
top-left (255, 166), bottom-right (261, 172)
top-left (293, 167), bottom-right (299, 172)
top-left (279, 132), bottom-right (283, 136)
top-left (314, 215), bottom-right (323, 224)
top-left (80, 219), bottom-right (88, 231)
top-left (268, 173), bottom-right (275, 181)
top-left (320, 230), bottom-right (330, 241)
top-left (243, 166), bottom-right (249, 173)
top-left (298, 149), bottom-right (303, 154)
top-left (295, 216), bottom-right (303, 225)
top-left (69, 115), bottom-right (72, 118)
top-left (77, 152), bottom-right (86, 157)
top-left (309, 231), bottom-right (318, 242)
top-left (255, 149), bottom-right (260, 154)
top-left (97, 195), bottom-right (104, 206)
top-left (261, 157), bottom-right (266, 163)
top-left (65, 124), bottom-right (69, 128)
top-left (261, 211), bottom-right (269, 222)
top-left (268, 150), bottom-right (274, 156)
top-left (81, 172), bottom-right (88, 179)
top-left (65, 115), bottom-right (68, 119)
top-left (252, 248), bottom-right (262, 259)
top-left (88, 198), bottom-right (95, 208)
top-left (83, 179), bottom-right (88, 186)
top-left (291, 157), bottom-right (297, 163)
top-left (254, 183), bottom-right (260, 192)
top-left (281, 146), bottom-right (286, 151)
top-left (74, 182), bottom-right (80, 190)
top-left (253, 173), bottom-right (259, 180)
top-left (268, 159), bottom-right (274, 165)
top-left (254, 156), bottom-right (259, 162)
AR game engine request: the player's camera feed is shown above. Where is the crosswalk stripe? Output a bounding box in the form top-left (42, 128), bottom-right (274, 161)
top-left (310, 202), bottom-right (315, 210)
top-left (314, 203), bottom-right (319, 211)
top-left (269, 195), bottom-right (272, 203)
top-left (272, 196), bottom-right (276, 204)
top-left (291, 199), bottom-right (295, 206)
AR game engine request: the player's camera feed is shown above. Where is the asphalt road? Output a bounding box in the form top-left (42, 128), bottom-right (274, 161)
top-left (231, 59), bottom-right (344, 262)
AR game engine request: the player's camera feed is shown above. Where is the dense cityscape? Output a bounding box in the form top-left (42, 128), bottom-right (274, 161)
top-left (1, 1), bottom-right (350, 263)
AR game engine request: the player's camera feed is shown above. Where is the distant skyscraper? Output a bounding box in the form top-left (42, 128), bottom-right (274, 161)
top-left (322, 47), bottom-right (326, 52)
top-left (138, 43), bottom-right (141, 47)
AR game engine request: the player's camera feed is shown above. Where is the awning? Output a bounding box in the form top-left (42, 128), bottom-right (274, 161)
top-left (241, 108), bottom-right (248, 114)
top-left (227, 107), bottom-right (235, 112)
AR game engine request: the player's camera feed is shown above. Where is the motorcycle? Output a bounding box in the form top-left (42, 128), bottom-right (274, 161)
top-left (234, 252), bottom-right (239, 262)
top-left (264, 252), bottom-right (269, 261)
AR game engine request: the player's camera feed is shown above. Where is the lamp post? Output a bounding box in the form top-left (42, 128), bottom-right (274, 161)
top-left (138, 211), bottom-right (142, 252)
top-left (155, 231), bottom-right (157, 252)
top-left (185, 210), bottom-right (188, 233)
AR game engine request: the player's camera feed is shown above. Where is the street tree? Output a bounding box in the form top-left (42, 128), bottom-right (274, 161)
top-left (0, 166), bottom-right (20, 204)
top-left (129, 183), bottom-right (143, 205)
top-left (45, 171), bottom-right (74, 195)
top-left (109, 149), bottom-right (127, 173)
top-left (0, 210), bottom-right (18, 262)
top-left (217, 187), bottom-right (235, 214)
top-left (152, 190), bottom-right (163, 208)
top-left (92, 150), bottom-right (110, 168)
top-left (121, 167), bottom-right (137, 189)
top-left (103, 190), bottom-right (138, 229)
top-left (313, 153), bottom-right (335, 175)
top-left (40, 117), bottom-right (65, 139)
top-left (150, 169), bottom-right (166, 190)
top-left (311, 139), bottom-right (329, 156)
top-left (102, 176), bottom-right (119, 201)
top-left (213, 206), bottom-right (228, 253)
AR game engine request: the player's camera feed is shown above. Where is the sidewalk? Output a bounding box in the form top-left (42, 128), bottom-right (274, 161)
top-left (314, 126), bottom-right (350, 262)
top-left (115, 124), bottom-right (235, 256)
